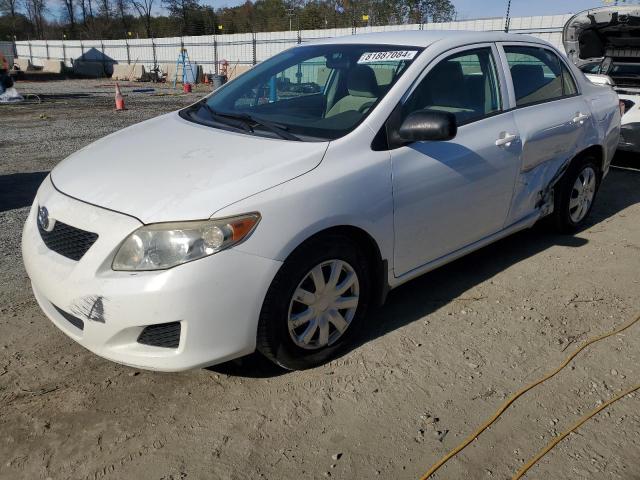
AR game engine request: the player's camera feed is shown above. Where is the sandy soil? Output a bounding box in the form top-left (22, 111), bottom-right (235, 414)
top-left (1, 80), bottom-right (639, 480)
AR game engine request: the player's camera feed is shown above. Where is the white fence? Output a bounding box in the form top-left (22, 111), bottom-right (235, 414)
top-left (13, 15), bottom-right (571, 76)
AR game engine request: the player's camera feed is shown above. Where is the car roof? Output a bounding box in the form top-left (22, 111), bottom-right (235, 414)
top-left (310, 30), bottom-right (548, 49)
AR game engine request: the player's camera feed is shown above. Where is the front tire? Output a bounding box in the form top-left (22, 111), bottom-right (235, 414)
top-left (257, 234), bottom-right (372, 370)
top-left (552, 156), bottom-right (600, 233)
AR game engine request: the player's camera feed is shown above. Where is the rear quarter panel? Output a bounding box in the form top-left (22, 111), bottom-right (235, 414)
top-left (580, 73), bottom-right (621, 174)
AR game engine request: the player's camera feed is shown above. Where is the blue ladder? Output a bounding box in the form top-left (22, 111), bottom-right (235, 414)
top-left (173, 49), bottom-right (194, 88)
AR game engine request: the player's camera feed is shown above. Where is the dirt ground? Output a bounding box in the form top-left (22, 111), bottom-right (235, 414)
top-left (1, 80), bottom-right (639, 480)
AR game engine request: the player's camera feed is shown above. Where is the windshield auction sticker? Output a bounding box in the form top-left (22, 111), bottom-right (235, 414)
top-left (357, 50), bottom-right (418, 63)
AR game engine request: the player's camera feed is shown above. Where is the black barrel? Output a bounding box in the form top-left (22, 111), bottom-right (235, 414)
top-left (211, 74), bottom-right (228, 89)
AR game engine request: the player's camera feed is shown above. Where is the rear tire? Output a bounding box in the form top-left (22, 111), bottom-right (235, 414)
top-left (257, 234), bottom-right (371, 370)
top-left (552, 156), bottom-right (600, 233)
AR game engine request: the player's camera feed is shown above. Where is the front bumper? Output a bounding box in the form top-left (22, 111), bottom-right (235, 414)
top-left (22, 177), bottom-right (282, 371)
top-left (619, 121), bottom-right (640, 153)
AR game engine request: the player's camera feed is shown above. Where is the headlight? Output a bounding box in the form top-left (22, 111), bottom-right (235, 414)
top-left (112, 213), bottom-right (260, 271)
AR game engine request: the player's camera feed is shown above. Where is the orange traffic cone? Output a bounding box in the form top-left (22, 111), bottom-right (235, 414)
top-left (115, 83), bottom-right (125, 111)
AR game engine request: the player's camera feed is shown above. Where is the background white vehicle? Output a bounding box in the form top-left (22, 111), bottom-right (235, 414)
top-left (564, 5), bottom-right (640, 152)
top-left (22, 31), bottom-right (620, 371)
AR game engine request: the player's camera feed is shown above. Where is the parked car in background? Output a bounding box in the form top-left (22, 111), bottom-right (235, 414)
top-left (564, 5), bottom-right (640, 152)
top-left (23, 31), bottom-right (620, 372)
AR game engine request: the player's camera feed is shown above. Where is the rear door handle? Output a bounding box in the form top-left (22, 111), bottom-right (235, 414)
top-left (495, 132), bottom-right (518, 147)
top-left (572, 113), bottom-right (589, 125)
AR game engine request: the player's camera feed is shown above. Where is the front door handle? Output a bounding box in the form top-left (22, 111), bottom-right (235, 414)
top-left (495, 132), bottom-right (518, 147)
top-left (572, 112), bottom-right (590, 125)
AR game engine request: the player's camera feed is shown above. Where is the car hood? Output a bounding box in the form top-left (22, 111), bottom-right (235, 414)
top-left (564, 6), bottom-right (640, 66)
top-left (51, 112), bottom-right (329, 224)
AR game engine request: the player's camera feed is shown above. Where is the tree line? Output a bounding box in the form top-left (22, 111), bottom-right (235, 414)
top-left (0, 0), bottom-right (455, 41)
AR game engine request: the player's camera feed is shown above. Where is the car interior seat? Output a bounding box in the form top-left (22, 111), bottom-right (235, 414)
top-left (420, 60), bottom-right (477, 122)
top-left (510, 64), bottom-right (546, 100)
top-left (326, 64), bottom-right (380, 117)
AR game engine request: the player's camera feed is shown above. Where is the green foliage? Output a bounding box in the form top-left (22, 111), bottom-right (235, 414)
top-left (2, 0), bottom-right (455, 40)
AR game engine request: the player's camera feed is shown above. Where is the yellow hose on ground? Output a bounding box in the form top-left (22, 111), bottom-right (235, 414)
top-left (419, 313), bottom-right (640, 480)
top-left (513, 382), bottom-right (640, 479)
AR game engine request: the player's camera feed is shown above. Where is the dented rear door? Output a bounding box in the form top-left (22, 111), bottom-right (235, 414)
top-left (498, 43), bottom-right (592, 223)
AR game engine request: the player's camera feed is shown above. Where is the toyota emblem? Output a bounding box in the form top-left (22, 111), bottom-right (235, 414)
top-left (38, 206), bottom-right (51, 231)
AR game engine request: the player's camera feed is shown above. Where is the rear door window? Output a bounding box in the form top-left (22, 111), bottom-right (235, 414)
top-left (504, 46), bottom-right (576, 107)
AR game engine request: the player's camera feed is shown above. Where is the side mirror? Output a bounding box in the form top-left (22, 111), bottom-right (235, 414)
top-left (398, 110), bottom-right (457, 143)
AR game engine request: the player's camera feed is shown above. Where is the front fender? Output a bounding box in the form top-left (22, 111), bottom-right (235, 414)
top-left (212, 138), bottom-right (394, 267)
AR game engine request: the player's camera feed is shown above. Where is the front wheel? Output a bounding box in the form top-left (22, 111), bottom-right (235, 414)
top-left (552, 156), bottom-right (600, 233)
top-left (257, 235), bottom-right (371, 370)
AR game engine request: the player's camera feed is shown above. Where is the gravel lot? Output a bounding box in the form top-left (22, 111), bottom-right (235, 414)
top-left (1, 79), bottom-right (639, 480)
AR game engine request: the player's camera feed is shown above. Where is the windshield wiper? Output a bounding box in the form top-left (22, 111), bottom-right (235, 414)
top-left (199, 102), bottom-right (301, 141)
top-left (219, 111), bottom-right (301, 141)
top-left (198, 102), bottom-right (253, 133)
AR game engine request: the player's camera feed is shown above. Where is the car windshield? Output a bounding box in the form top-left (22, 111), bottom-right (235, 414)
top-left (609, 62), bottom-right (640, 77)
top-left (180, 44), bottom-right (422, 141)
top-left (581, 61), bottom-right (640, 77)
top-left (579, 62), bottom-right (601, 74)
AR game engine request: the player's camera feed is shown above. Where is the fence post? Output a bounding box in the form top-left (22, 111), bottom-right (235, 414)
top-left (100, 41), bottom-right (106, 74)
top-left (213, 34), bottom-right (218, 75)
top-left (62, 41), bottom-right (67, 67)
top-left (151, 37), bottom-right (157, 72)
top-left (351, 5), bottom-right (356, 35)
top-left (45, 40), bottom-right (50, 59)
top-left (28, 41), bottom-right (33, 63)
top-left (252, 32), bottom-right (257, 66)
top-left (504, 0), bottom-right (512, 33)
top-left (125, 39), bottom-right (130, 64)
top-left (80, 41), bottom-right (85, 58)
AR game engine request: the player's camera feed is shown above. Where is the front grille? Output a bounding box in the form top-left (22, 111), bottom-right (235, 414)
top-left (53, 304), bottom-right (85, 331)
top-left (137, 322), bottom-right (181, 348)
top-left (38, 220), bottom-right (98, 261)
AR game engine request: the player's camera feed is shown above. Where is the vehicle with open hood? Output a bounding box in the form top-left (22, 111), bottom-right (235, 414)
top-left (23, 31), bottom-right (620, 372)
top-left (564, 5), bottom-right (640, 152)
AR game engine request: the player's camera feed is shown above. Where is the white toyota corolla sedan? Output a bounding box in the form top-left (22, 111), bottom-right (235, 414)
top-left (22, 31), bottom-right (620, 371)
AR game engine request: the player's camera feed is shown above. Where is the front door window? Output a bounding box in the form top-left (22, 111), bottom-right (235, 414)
top-left (402, 47), bottom-right (502, 126)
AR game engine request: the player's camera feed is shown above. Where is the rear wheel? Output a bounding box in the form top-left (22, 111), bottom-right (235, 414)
top-left (552, 156), bottom-right (600, 233)
top-left (257, 235), bottom-right (371, 370)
